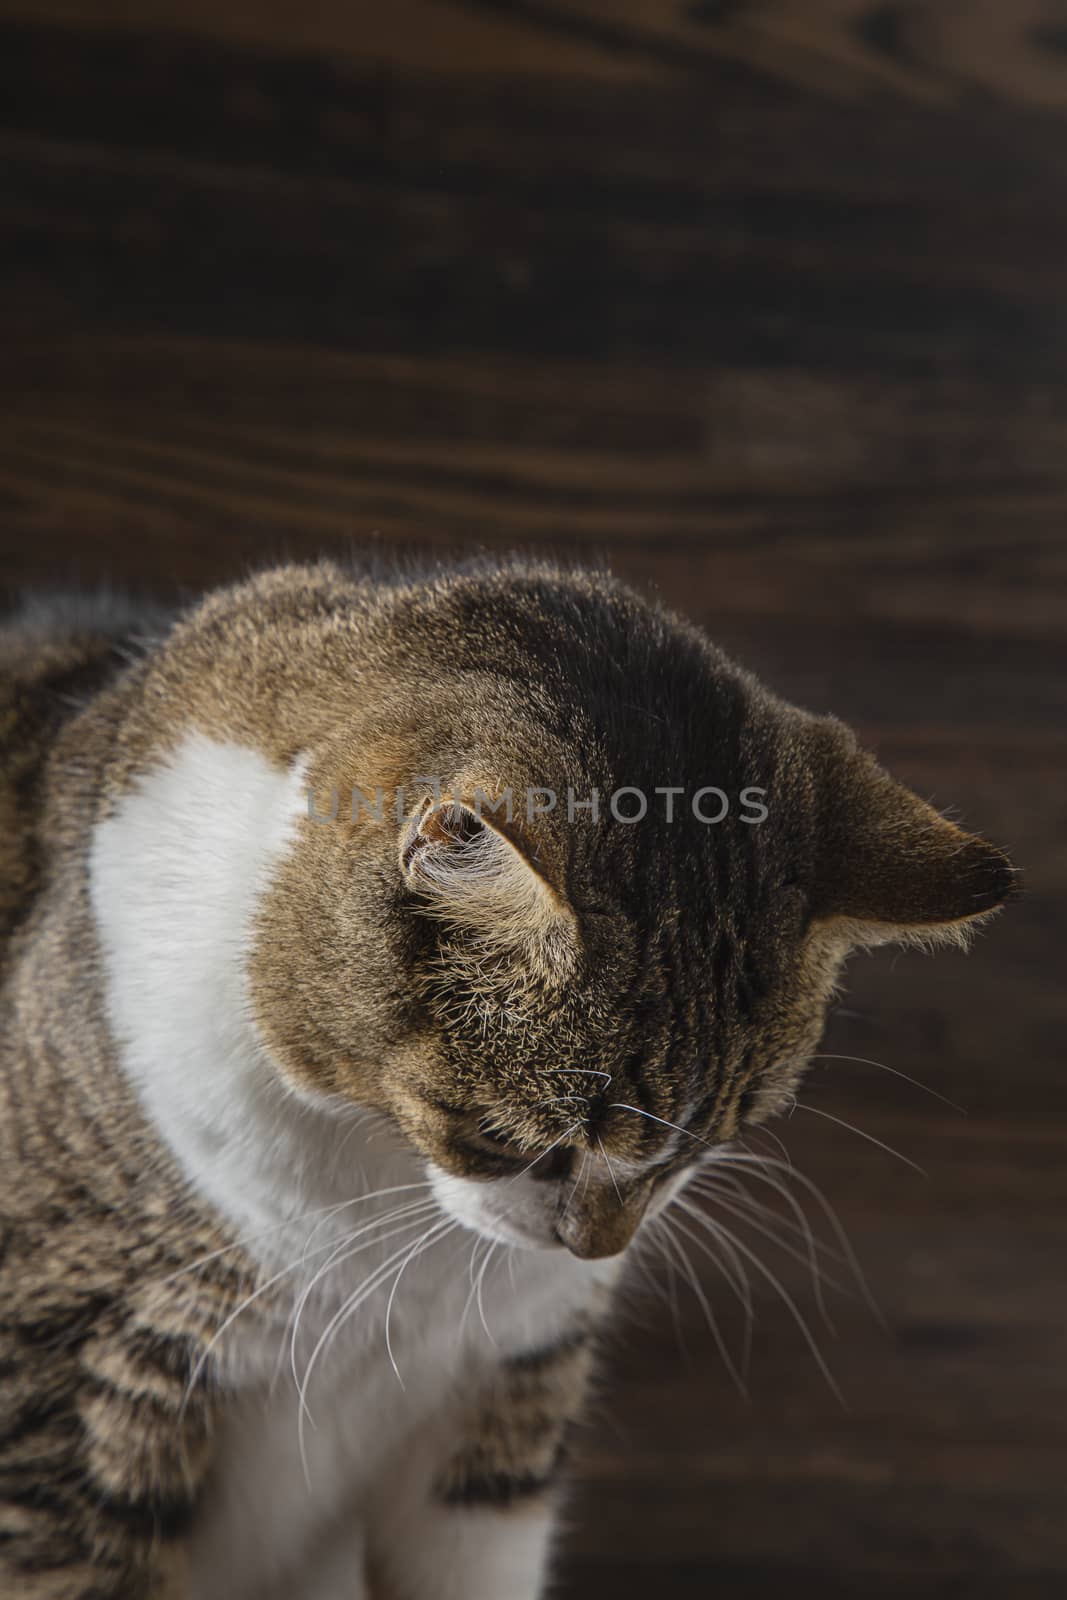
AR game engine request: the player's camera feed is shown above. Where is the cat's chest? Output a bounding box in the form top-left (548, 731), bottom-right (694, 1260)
top-left (185, 1231), bottom-right (597, 1600)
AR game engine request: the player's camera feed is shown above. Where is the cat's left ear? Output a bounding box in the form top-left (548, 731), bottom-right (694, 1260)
top-left (399, 797), bottom-right (578, 978)
top-left (813, 725), bottom-right (1018, 947)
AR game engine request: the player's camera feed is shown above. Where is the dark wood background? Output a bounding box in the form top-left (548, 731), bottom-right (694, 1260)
top-left (2, 2), bottom-right (1065, 1594)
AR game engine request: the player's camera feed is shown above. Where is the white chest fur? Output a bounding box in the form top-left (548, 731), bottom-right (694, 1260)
top-left (88, 732), bottom-right (608, 1598)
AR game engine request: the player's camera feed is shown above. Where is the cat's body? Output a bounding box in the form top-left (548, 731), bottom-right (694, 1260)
top-left (0, 561), bottom-right (1014, 1599)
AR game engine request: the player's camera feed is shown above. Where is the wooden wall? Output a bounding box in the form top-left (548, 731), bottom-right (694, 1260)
top-left (1, 3), bottom-right (1065, 1593)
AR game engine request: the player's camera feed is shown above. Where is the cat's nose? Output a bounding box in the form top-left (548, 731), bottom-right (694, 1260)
top-left (555, 1181), bottom-right (651, 1260)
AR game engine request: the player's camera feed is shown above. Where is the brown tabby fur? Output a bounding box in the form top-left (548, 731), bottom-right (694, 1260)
top-left (0, 559), bottom-right (1015, 1597)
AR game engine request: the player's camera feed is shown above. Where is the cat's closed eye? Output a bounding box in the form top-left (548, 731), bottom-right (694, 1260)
top-left (455, 1123), bottom-right (574, 1182)
top-left (451, 1121), bottom-right (534, 1167)
top-left (471, 1125), bottom-right (523, 1157)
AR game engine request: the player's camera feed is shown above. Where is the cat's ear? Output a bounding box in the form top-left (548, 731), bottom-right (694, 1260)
top-left (814, 732), bottom-right (1017, 948)
top-left (399, 798), bottom-right (578, 977)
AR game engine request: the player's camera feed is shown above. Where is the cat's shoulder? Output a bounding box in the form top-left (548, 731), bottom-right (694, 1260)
top-left (0, 590), bottom-right (171, 956)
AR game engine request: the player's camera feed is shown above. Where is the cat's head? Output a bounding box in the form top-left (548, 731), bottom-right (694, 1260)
top-left (248, 563), bottom-right (1015, 1259)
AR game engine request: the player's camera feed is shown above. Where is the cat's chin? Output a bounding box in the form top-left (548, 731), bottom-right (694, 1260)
top-left (426, 1164), bottom-right (566, 1253)
top-left (474, 1223), bottom-right (564, 1253)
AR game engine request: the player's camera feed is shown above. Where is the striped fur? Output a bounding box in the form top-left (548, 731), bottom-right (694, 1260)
top-left (438, 1329), bottom-right (594, 1508)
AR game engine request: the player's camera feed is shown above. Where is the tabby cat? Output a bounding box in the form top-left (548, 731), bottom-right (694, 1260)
top-left (0, 559), bottom-right (1014, 1599)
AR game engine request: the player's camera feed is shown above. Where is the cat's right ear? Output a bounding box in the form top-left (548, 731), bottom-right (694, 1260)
top-left (399, 797), bottom-right (578, 980)
top-left (811, 723), bottom-right (1018, 950)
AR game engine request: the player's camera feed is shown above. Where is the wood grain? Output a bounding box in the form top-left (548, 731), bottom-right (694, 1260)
top-left (0, 3), bottom-right (1064, 1594)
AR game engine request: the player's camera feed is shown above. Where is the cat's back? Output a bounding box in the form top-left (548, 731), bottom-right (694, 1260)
top-left (0, 592), bottom-right (172, 964)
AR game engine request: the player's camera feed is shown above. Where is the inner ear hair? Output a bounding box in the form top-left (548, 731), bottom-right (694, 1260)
top-left (399, 796), bottom-right (578, 976)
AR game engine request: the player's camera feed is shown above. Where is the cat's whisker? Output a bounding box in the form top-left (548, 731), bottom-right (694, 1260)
top-left (384, 1208), bottom-right (465, 1387)
top-left (159, 1181), bottom-right (434, 1287)
top-left (181, 1207), bottom-right (430, 1416)
top-left (656, 1214), bottom-right (747, 1397)
top-left (467, 1230), bottom-right (487, 1293)
top-left (597, 1134), bottom-right (624, 1207)
top-left (607, 1103), bottom-right (707, 1149)
top-left (693, 1168), bottom-right (847, 1270)
top-left (700, 1151), bottom-right (883, 1327)
top-left (475, 1241), bottom-right (499, 1348)
top-left (693, 1164), bottom-right (838, 1324)
top-left (579, 1148), bottom-right (593, 1207)
top-left (668, 1200), bottom-right (754, 1325)
top-left (274, 1203), bottom-right (440, 1401)
top-left (693, 1212), bottom-right (845, 1405)
top-left (561, 1149), bottom-right (590, 1224)
top-left (790, 1100), bottom-right (927, 1177)
top-left (331, 1106), bottom-right (395, 1163)
top-left (810, 1053), bottom-right (967, 1116)
top-left (743, 1124), bottom-right (794, 1173)
top-left (297, 1217), bottom-right (457, 1483)
top-left (458, 1230), bottom-right (504, 1342)
top-left (679, 1191), bottom-right (845, 1330)
top-left (544, 1068), bottom-right (613, 1083)
top-left (506, 1120), bottom-right (585, 1185)
top-left (182, 1264), bottom-right (297, 1414)
top-left (662, 1207), bottom-right (755, 1381)
top-left (296, 1186), bottom-right (436, 1266)
top-left (690, 1209), bottom-right (755, 1382)
top-left (321, 1215), bottom-right (459, 1456)
top-left (289, 1200), bottom-right (442, 1403)
top-left (697, 1155), bottom-right (830, 1294)
top-left (634, 1224), bottom-right (686, 1350)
